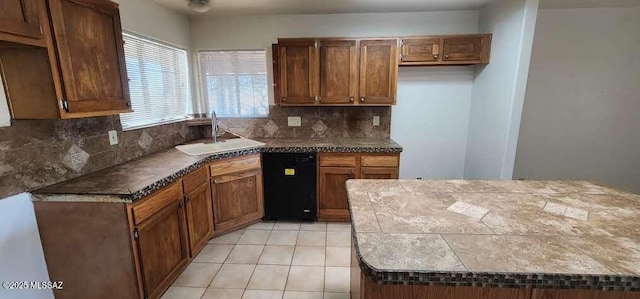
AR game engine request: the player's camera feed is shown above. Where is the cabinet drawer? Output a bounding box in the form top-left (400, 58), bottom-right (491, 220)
top-left (361, 155), bottom-right (399, 167)
top-left (183, 167), bottom-right (209, 195)
top-left (319, 155), bottom-right (357, 167)
top-left (210, 154), bottom-right (261, 177)
top-left (132, 182), bottom-right (182, 225)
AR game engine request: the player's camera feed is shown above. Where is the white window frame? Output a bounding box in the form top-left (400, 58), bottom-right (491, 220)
top-left (197, 49), bottom-right (269, 118)
top-left (120, 32), bottom-right (191, 131)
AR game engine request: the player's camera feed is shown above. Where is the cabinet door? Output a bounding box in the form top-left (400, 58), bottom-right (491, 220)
top-left (319, 39), bottom-right (357, 105)
top-left (318, 166), bottom-right (356, 222)
top-left (443, 35), bottom-right (490, 63)
top-left (0, 0), bottom-right (43, 41)
top-left (47, 0), bottom-right (131, 117)
top-left (400, 37), bottom-right (442, 64)
top-left (134, 200), bottom-right (189, 299)
top-left (211, 169), bottom-right (264, 233)
top-left (359, 39), bottom-right (398, 105)
top-left (360, 167), bottom-right (399, 179)
top-left (185, 183), bottom-right (214, 257)
top-left (278, 39), bottom-right (319, 105)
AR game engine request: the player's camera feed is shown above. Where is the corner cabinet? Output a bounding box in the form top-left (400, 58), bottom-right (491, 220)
top-left (210, 154), bottom-right (265, 234)
top-left (318, 153), bottom-right (400, 222)
top-left (0, 0), bottom-right (132, 119)
top-left (400, 34), bottom-right (492, 66)
top-left (275, 38), bottom-right (399, 107)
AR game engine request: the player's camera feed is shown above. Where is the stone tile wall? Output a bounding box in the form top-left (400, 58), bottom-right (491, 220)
top-left (0, 116), bottom-right (200, 198)
top-left (202, 106), bottom-right (392, 139)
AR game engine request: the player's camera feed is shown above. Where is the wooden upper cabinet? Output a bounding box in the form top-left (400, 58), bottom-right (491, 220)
top-left (47, 0), bottom-right (131, 117)
top-left (442, 35), bottom-right (491, 64)
top-left (359, 39), bottom-right (398, 105)
top-left (400, 37), bottom-right (442, 64)
top-left (278, 39), bottom-right (319, 105)
top-left (319, 39), bottom-right (358, 105)
top-left (0, 0), bottom-right (45, 45)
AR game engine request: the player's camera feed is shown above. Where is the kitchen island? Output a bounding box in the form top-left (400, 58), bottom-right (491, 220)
top-left (347, 180), bottom-right (640, 299)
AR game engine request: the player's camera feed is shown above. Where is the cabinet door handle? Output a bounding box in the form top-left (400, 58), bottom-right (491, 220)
top-left (433, 54), bottom-right (439, 60)
top-left (316, 96), bottom-right (321, 102)
top-left (360, 97), bottom-right (365, 103)
top-left (350, 97), bottom-right (354, 103)
top-left (445, 54), bottom-right (449, 59)
top-left (282, 97), bottom-right (287, 102)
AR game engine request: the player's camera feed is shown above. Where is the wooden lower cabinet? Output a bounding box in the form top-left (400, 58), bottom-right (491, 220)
top-left (210, 154), bottom-right (265, 234)
top-left (133, 200), bottom-right (189, 299)
top-left (318, 153), bottom-right (399, 221)
top-left (184, 183), bottom-right (214, 257)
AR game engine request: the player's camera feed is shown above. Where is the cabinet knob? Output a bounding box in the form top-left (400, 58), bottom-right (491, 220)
top-left (282, 97), bottom-right (287, 102)
top-left (433, 54), bottom-right (439, 60)
top-left (350, 97), bottom-right (354, 103)
top-left (360, 97), bottom-right (365, 103)
top-left (445, 54), bottom-right (449, 59)
top-left (316, 96), bottom-right (321, 102)
top-left (126, 102), bottom-right (131, 107)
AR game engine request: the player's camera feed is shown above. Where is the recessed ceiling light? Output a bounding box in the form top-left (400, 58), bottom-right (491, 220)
top-left (187, 0), bottom-right (211, 13)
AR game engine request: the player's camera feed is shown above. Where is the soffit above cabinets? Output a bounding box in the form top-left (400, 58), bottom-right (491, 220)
top-left (153, 0), bottom-right (492, 16)
top-left (540, 0), bottom-right (640, 9)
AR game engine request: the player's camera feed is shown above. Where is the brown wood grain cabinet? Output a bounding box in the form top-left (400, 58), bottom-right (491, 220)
top-left (0, 0), bottom-right (45, 46)
top-left (318, 153), bottom-right (400, 222)
top-left (358, 39), bottom-right (399, 105)
top-left (400, 34), bottom-right (492, 66)
top-left (0, 0), bottom-right (131, 119)
top-left (277, 39), bottom-right (319, 105)
top-left (183, 167), bottom-right (214, 257)
top-left (210, 154), bottom-right (265, 235)
top-left (319, 39), bottom-right (358, 105)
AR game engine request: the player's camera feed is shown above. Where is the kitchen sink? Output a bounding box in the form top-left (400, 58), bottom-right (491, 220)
top-left (175, 133), bottom-right (265, 156)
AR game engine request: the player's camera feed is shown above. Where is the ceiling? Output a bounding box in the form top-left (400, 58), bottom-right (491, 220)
top-left (154, 0), bottom-right (493, 16)
top-left (540, 0), bottom-right (640, 9)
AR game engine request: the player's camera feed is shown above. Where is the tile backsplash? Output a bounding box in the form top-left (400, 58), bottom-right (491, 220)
top-left (0, 116), bottom-right (200, 198)
top-left (202, 106), bottom-right (391, 139)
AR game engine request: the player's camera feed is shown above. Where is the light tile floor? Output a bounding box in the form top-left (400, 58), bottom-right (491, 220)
top-left (162, 221), bottom-right (352, 299)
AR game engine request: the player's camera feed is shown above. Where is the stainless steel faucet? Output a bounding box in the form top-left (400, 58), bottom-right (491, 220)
top-left (211, 110), bottom-right (219, 143)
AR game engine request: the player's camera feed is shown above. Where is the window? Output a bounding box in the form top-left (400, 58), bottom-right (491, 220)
top-left (120, 32), bottom-right (190, 130)
top-left (198, 50), bottom-right (268, 117)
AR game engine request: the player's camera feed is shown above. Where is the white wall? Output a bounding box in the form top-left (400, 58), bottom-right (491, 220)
top-left (514, 7), bottom-right (640, 194)
top-left (191, 11), bottom-right (480, 178)
top-left (393, 67), bottom-right (474, 179)
top-left (0, 76), bottom-right (10, 127)
top-left (464, 0), bottom-right (539, 179)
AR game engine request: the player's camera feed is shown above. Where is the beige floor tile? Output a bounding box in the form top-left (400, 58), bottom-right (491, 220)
top-left (324, 292), bottom-right (350, 299)
top-left (300, 222), bottom-right (327, 231)
top-left (194, 244), bottom-right (234, 263)
top-left (327, 222), bottom-right (351, 232)
top-left (237, 230), bottom-right (271, 245)
top-left (326, 232), bottom-right (350, 247)
top-left (285, 266), bottom-right (325, 292)
top-left (241, 290), bottom-right (283, 299)
top-left (210, 230), bottom-right (245, 245)
top-left (160, 287), bottom-right (205, 299)
top-left (201, 288), bottom-right (244, 299)
top-left (274, 221), bottom-right (302, 230)
top-left (267, 230), bottom-right (299, 246)
top-left (325, 247), bottom-right (350, 267)
top-left (292, 246), bottom-right (326, 266)
top-left (297, 231), bottom-right (326, 246)
top-left (258, 245), bottom-right (295, 265)
top-left (210, 264), bottom-right (256, 289)
top-left (172, 262), bottom-right (221, 287)
top-left (226, 245), bottom-right (264, 264)
top-left (246, 221), bottom-right (275, 230)
top-left (283, 291), bottom-right (324, 299)
top-left (324, 267), bottom-right (350, 293)
top-left (247, 265), bottom-right (290, 290)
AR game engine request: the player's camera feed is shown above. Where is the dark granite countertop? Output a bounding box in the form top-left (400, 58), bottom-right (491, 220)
top-left (34, 138), bottom-right (401, 202)
top-left (347, 179), bottom-right (640, 291)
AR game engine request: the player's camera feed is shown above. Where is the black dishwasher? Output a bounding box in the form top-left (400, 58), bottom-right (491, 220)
top-left (263, 152), bottom-right (317, 221)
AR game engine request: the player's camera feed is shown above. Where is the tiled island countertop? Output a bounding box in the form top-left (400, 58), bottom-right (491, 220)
top-left (347, 180), bottom-right (640, 291)
top-left (34, 138), bottom-right (401, 202)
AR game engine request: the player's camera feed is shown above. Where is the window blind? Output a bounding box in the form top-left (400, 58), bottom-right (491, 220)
top-left (199, 50), bottom-right (268, 117)
top-left (120, 33), bottom-right (190, 130)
